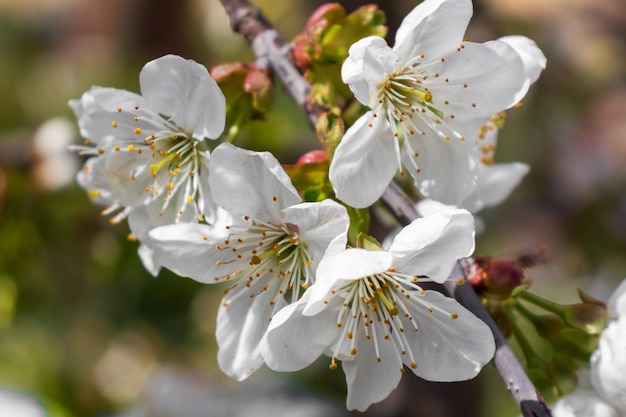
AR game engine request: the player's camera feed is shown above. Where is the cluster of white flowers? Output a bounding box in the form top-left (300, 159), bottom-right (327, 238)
top-left (551, 279), bottom-right (626, 417)
top-left (69, 0), bottom-right (545, 411)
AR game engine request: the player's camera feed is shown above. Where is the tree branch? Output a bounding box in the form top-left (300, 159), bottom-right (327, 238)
top-left (216, 1), bottom-right (552, 416)
top-left (218, 0), bottom-right (324, 126)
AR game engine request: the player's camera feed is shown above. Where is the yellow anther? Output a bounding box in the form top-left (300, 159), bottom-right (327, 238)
top-left (127, 144), bottom-right (135, 151)
top-left (88, 189), bottom-right (101, 199)
top-left (134, 127), bottom-right (143, 135)
top-left (111, 121), bottom-right (118, 128)
top-left (149, 153), bottom-right (177, 176)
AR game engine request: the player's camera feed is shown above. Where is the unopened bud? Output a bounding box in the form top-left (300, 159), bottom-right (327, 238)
top-left (471, 256), bottom-right (530, 300)
top-left (297, 150), bottom-right (328, 164)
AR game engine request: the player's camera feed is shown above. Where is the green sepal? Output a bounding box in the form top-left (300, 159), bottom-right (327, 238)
top-left (320, 5), bottom-right (387, 63)
top-left (293, 4), bottom-right (387, 108)
top-left (346, 206), bottom-right (369, 248)
top-left (211, 62), bottom-right (275, 142)
top-left (315, 111), bottom-right (344, 158)
top-left (355, 233), bottom-right (383, 251)
top-left (284, 160), bottom-right (333, 203)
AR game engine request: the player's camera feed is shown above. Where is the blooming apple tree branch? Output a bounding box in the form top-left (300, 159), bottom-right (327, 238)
top-left (217, 0), bottom-right (551, 416)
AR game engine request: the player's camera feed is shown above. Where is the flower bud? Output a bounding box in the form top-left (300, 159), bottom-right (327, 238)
top-left (297, 150), bottom-right (328, 165)
top-left (471, 256), bottom-right (531, 300)
top-left (210, 62), bottom-right (275, 141)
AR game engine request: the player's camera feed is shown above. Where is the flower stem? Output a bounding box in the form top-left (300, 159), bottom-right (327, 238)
top-left (519, 291), bottom-right (564, 315)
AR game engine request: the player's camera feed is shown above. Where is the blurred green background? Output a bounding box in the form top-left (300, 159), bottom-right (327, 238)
top-left (0, 0), bottom-right (624, 416)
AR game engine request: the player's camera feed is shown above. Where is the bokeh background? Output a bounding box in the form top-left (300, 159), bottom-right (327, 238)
top-left (0, 0), bottom-right (625, 416)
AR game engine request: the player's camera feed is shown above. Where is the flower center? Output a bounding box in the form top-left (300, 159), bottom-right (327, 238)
top-left (377, 64), bottom-right (436, 138)
top-left (327, 270), bottom-right (458, 371)
top-left (76, 104), bottom-right (205, 223)
top-left (216, 218), bottom-right (314, 310)
top-left (373, 62), bottom-right (465, 152)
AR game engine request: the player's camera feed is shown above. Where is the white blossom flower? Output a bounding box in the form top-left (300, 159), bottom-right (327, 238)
top-left (70, 54), bottom-right (225, 227)
top-left (330, 0), bottom-right (544, 208)
top-left (416, 120), bottom-right (530, 215)
top-left (148, 143), bottom-right (350, 380)
top-left (261, 209), bottom-right (495, 411)
top-left (591, 318), bottom-right (626, 412)
top-left (552, 389), bottom-right (621, 417)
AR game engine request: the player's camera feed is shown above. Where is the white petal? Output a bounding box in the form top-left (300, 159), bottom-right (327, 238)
top-left (137, 243), bottom-right (161, 277)
top-left (140, 54), bottom-right (225, 139)
top-left (402, 290), bottom-right (495, 381)
top-left (462, 162), bottom-right (529, 213)
top-left (148, 223), bottom-right (233, 284)
top-left (261, 294), bottom-right (340, 372)
top-left (591, 319), bottom-right (626, 410)
top-left (414, 199), bottom-right (455, 217)
top-left (423, 41), bottom-right (526, 118)
top-left (552, 389), bottom-right (621, 417)
top-left (70, 86), bottom-right (142, 133)
top-left (394, 0), bottom-right (472, 63)
top-left (196, 150), bottom-right (220, 224)
top-left (209, 143), bottom-right (301, 222)
top-left (103, 150), bottom-right (155, 207)
top-left (305, 249), bottom-right (393, 316)
top-left (126, 208), bottom-right (162, 276)
top-left (499, 35), bottom-right (547, 86)
top-left (77, 157), bottom-right (114, 205)
top-left (342, 321), bottom-right (404, 411)
top-left (70, 87), bottom-right (145, 145)
top-left (402, 129), bottom-right (478, 205)
top-left (608, 278), bottom-right (626, 320)
top-left (281, 200), bottom-right (349, 271)
top-left (216, 276), bottom-right (283, 380)
top-left (389, 209), bottom-right (475, 282)
top-left (341, 37), bottom-right (399, 107)
top-left (329, 113), bottom-right (398, 208)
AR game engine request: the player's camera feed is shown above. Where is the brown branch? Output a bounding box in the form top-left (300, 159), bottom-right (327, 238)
top-left (217, 1), bottom-right (552, 416)
top-left (218, 0), bottom-right (324, 126)
top-left (446, 262), bottom-right (551, 417)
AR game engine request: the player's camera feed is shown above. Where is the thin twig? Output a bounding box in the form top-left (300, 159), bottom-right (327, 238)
top-left (218, 0), bottom-right (324, 126)
top-left (216, 0), bottom-right (552, 416)
top-left (446, 262), bottom-right (551, 417)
